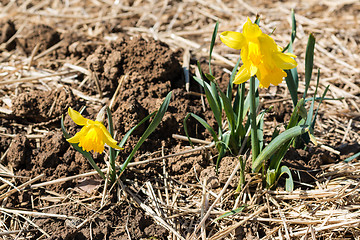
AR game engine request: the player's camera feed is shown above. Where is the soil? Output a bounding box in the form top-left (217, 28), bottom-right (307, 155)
top-left (1, 32), bottom-right (354, 239)
top-left (12, 87), bottom-right (82, 123)
top-left (1, 1), bottom-right (359, 239)
top-left (17, 24), bottom-right (61, 55)
top-left (1, 30), bottom-right (225, 239)
top-left (0, 20), bottom-right (16, 51)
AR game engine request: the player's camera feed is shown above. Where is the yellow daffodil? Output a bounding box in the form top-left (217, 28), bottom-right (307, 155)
top-left (220, 18), bottom-right (297, 88)
top-left (67, 107), bottom-right (123, 154)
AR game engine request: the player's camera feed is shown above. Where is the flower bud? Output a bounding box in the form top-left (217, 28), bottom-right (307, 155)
top-left (95, 106), bottom-right (107, 123)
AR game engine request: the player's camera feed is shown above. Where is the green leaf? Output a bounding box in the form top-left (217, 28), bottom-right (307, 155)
top-left (267, 166), bottom-right (293, 191)
top-left (106, 107), bottom-right (117, 183)
top-left (243, 79), bottom-right (259, 121)
top-left (216, 132), bottom-right (230, 172)
top-left (204, 73), bottom-right (216, 81)
top-left (303, 34), bottom-right (316, 98)
top-left (119, 91), bottom-right (172, 173)
top-left (268, 99), bottom-right (306, 172)
top-left (234, 122), bottom-right (245, 151)
top-left (106, 107), bottom-right (114, 137)
top-left (61, 115), bottom-right (105, 179)
top-left (209, 21), bottom-right (219, 76)
top-left (193, 75), bottom-right (222, 129)
top-left (233, 83), bottom-right (242, 117)
top-left (218, 90), bottom-right (236, 133)
top-left (117, 112), bottom-right (156, 151)
top-left (193, 76), bottom-right (211, 95)
top-left (291, 67), bottom-right (299, 92)
top-left (311, 84), bottom-right (329, 131)
top-left (233, 83), bottom-right (246, 128)
top-left (283, 9), bottom-right (296, 53)
top-left (257, 110), bottom-right (265, 151)
top-left (287, 98), bottom-right (305, 129)
top-left (193, 70), bottom-right (219, 109)
top-left (266, 169), bottom-right (277, 189)
top-left (306, 89), bottom-right (316, 127)
top-left (254, 15), bottom-right (260, 25)
top-left (269, 139), bottom-right (292, 173)
top-left (232, 83), bottom-right (247, 149)
top-left (269, 138), bottom-right (294, 171)
top-left (344, 151), bottom-right (360, 163)
top-left (202, 80), bottom-right (222, 133)
top-left (184, 113), bottom-right (219, 147)
top-left (271, 127), bottom-right (280, 141)
top-left (249, 76), bottom-right (260, 161)
top-left (285, 69), bottom-right (298, 107)
top-left (290, 9), bottom-right (296, 43)
top-left (283, 11), bottom-right (299, 106)
top-left (227, 57), bottom-right (241, 100)
top-left (298, 104), bottom-right (308, 119)
top-left (304, 96), bottom-right (343, 102)
top-left (196, 61), bottom-right (204, 78)
top-left (306, 69), bottom-right (320, 136)
top-left (279, 166), bottom-right (294, 192)
top-left (193, 66), bottom-right (223, 134)
top-left (211, 81), bottom-right (222, 113)
top-left (252, 125), bottom-right (309, 173)
top-left (215, 205), bottom-right (246, 221)
top-left (236, 156), bottom-right (246, 191)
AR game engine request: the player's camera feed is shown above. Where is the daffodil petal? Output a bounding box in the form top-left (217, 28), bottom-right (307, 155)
top-left (258, 64), bottom-right (286, 88)
top-left (249, 64), bottom-right (258, 76)
top-left (273, 52), bottom-right (297, 69)
top-left (233, 65), bottom-right (251, 84)
top-left (67, 133), bottom-right (81, 143)
top-left (68, 107), bottom-right (88, 126)
top-left (259, 34), bottom-right (278, 52)
top-left (286, 52), bottom-right (297, 58)
top-left (67, 125), bottom-right (90, 143)
top-left (221, 17), bottom-right (297, 88)
top-left (243, 17), bottom-right (262, 39)
top-left (105, 138), bottom-right (124, 150)
top-left (258, 82), bottom-right (267, 88)
top-left (98, 123), bottom-right (124, 150)
top-left (220, 31), bottom-right (245, 50)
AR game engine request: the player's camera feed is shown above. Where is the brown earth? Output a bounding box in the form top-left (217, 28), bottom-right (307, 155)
top-left (1, 31), bottom-right (228, 239)
top-left (2, 32), bottom-right (349, 238)
top-left (0, 20), bottom-right (16, 51)
top-left (1, 1), bottom-right (359, 239)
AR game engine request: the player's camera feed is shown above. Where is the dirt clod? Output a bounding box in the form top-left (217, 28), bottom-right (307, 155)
top-left (0, 20), bottom-right (16, 51)
top-left (12, 87), bottom-right (80, 122)
top-left (5, 134), bottom-right (31, 170)
top-left (17, 24), bottom-right (60, 55)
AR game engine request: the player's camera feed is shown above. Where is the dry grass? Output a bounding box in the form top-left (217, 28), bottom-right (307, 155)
top-left (0, 0), bottom-right (359, 239)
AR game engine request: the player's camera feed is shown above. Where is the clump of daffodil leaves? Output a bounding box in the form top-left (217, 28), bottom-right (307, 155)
top-left (62, 92), bottom-right (172, 184)
top-left (185, 12), bottom-right (329, 193)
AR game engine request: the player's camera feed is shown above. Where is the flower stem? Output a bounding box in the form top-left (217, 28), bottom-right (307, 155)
top-left (106, 107), bottom-right (117, 184)
top-left (236, 155), bottom-right (245, 192)
top-left (249, 76), bottom-right (259, 161)
top-left (109, 147), bottom-right (116, 184)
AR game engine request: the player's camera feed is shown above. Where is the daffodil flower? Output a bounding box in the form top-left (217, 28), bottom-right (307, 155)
top-left (220, 18), bottom-right (297, 88)
top-left (67, 107), bottom-right (123, 154)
